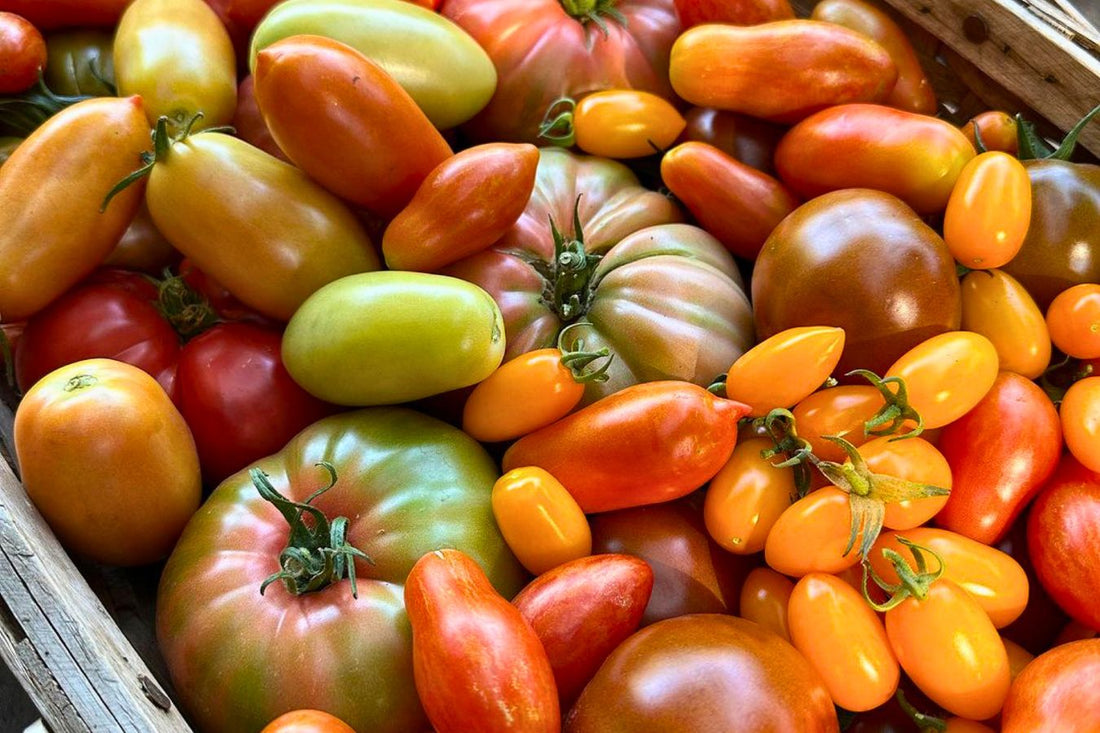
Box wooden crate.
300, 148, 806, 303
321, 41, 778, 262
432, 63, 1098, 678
1, 1, 1098, 731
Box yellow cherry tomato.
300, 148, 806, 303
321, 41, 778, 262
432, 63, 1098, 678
738, 567, 795, 642
943, 151, 1031, 269
960, 269, 1051, 379
703, 437, 796, 554
546, 89, 687, 159
726, 326, 846, 418
491, 466, 591, 575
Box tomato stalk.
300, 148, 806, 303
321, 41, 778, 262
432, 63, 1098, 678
849, 368, 924, 439
153, 270, 221, 341
1016, 101, 1100, 161
894, 689, 948, 732
524, 197, 604, 322
538, 97, 578, 148
756, 408, 817, 497
558, 0, 627, 36
253, 463, 374, 599
0, 76, 94, 137
861, 536, 944, 612
557, 321, 613, 383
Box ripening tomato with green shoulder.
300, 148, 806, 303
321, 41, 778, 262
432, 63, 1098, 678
944, 152, 1032, 269
540, 90, 686, 159
1046, 283, 1100, 359
960, 269, 1051, 379
703, 437, 797, 555
491, 466, 591, 576
961, 110, 1019, 155
738, 567, 794, 641
859, 435, 952, 529
724, 326, 845, 417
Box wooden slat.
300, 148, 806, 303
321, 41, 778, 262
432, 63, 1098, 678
879, 0, 1100, 156
0, 397, 192, 733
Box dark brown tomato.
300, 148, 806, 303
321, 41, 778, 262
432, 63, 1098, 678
564, 613, 839, 733
678, 107, 786, 174
751, 188, 960, 376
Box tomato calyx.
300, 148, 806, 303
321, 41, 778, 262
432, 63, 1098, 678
895, 689, 948, 732
559, 0, 628, 37
0, 75, 95, 138
63, 374, 98, 392
557, 321, 613, 383
1016, 101, 1100, 161
849, 368, 924, 440
253, 463, 374, 599
538, 97, 578, 148
756, 408, 816, 497
153, 269, 221, 341
862, 537, 945, 612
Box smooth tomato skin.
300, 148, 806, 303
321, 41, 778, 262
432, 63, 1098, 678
1046, 283, 1100, 359
405, 549, 560, 733
491, 466, 592, 576
260, 710, 356, 733
764, 487, 861, 577
1001, 639, 1100, 733
511, 554, 654, 707
570, 90, 686, 159
1060, 376, 1100, 473
0, 0, 131, 29
944, 151, 1031, 269
232, 74, 289, 162
738, 567, 794, 642
670, 21, 896, 124
678, 107, 785, 174
462, 349, 585, 443
886, 579, 1011, 721
725, 326, 845, 417
936, 371, 1062, 545
502, 382, 750, 513
961, 110, 1019, 155
791, 384, 885, 463
253, 35, 454, 218
1026, 456, 1100, 630
776, 104, 976, 214
0, 11, 46, 93
104, 201, 180, 274
564, 614, 839, 733
859, 436, 952, 530
789, 573, 899, 712
43, 29, 115, 96
674, 0, 793, 27
14, 359, 201, 566
703, 437, 797, 555
810, 0, 936, 114
960, 269, 1051, 379
660, 140, 800, 260
0, 96, 149, 323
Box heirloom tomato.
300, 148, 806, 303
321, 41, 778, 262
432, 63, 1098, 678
859, 436, 951, 530
1001, 639, 1100, 733
943, 151, 1032, 269
960, 269, 1050, 379
679, 107, 785, 174
673, 0, 793, 27
765, 487, 861, 577
0, 11, 46, 94
540, 90, 686, 159
442, 0, 680, 143
232, 75, 289, 162
157, 408, 526, 733
1046, 283, 1100, 359
443, 147, 754, 403
564, 614, 839, 733
791, 384, 885, 462
962, 110, 1018, 154
42, 29, 115, 96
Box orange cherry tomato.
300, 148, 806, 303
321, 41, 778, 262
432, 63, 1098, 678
548, 90, 686, 159
1046, 283, 1100, 359
725, 326, 846, 417
703, 437, 796, 554
791, 384, 886, 462
885, 331, 1000, 430
961, 110, 1019, 155
260, 709, 356, 733
960, 269, 1051, 379
491, 466, 592, 576
738, 567, 794, 642
1059, 376, 1100, 473
859, 436, 951, 530
943, 152, 1031, 269
463, 349, 586, 443
764, 486, 860, 577
870, 528, 1029, 628
788, 572, 899, 711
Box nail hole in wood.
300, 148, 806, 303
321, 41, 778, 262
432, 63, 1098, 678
964, 15, 989, 44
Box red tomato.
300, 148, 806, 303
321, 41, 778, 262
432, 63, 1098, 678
260, 710, 356, 733
0, 11, 46, 93
1001, 639, 1100, 732
674, 0, 794, 27
678, 106, 785, 174
0, 0, 131, 29
961, 110, 1019, 155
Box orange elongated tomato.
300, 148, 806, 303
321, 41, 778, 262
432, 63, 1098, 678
738, 567, 794, 641
703, 437, 796, 554
1046, 283, 1100, 359
789, 573, 899, 711
725, 326, 845, 417
944, 152, 1031, 269
566, 90, 686, 159
253, 34, 452, 218
960, 269, 1050, 379
491, 466, 591, 576
1060, 376, 1100, 473
0, 96, 149, 323
260, 709, 356, 733
791, 384, 885, 463
764, 487, 861, 577
860, 436, 952, 530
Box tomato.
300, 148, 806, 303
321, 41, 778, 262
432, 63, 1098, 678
542, 90, 686, 159
765, 487, 861, 577
1062, 377, 1100, 473
232, 74, 289, 162
0, 135, 18, 165
1001, 638, 1100, 732
203, 0, 281, 58
738, 566, 794, 642
1003, 637, 1035, 679
252, 0, 497, 130
936, 371, 1062, 544
564, 614, 839, 732
0, 0, 131, 29
725, 326, 845, 417
1046, 283, 1100, 359
961, 110, 1019, 155
503, 381, 749, 513
442, 0, 679, 143
674, 0, 793, 27
462, 349, 586, 443
960, 269, 1051, 379
590, 493, 753, 625
943, 152, 1032, 269
13, 358, 201, 566
443, 148, 754, 404
678, 107, 785, 174
114, 0, 237, 131
789, 573, 899, 711
252, 35, 454, 219
1027, 455, 1100, 630
776, 104, 977, 214
670, 21, 896, 124
382, 143, 539, 272
139, 122, 380, 322
752, 189, 961, 376
157, 408, 526, 732
405, 549, 559, 733
512, 554, 653, 706
260, 710, 356, 733
860, 436, 951, 530
0, 11, 46, 94
0, 97, 149, 323
659, 140, 800, 260
491, 466, 591, 575
703, 437, 797, 554
43, 30, 114, 96
104, 200, 180, 274
810, 0, 936, 114
871, 528, 1030, 628
792, 384, 886, 463
282, 271, 505, 406
997, 513, 1071, 655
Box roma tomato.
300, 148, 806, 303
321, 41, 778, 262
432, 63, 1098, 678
512, 553, 653, 706
502, 381, 750, 513
282, 271, 505, 406
14, 359, 201, 566
260, 710, 355, 733
678, 106, 785, 174
1001, 639, 1100, 732
157, 408, 526, 733
725, 326, 845, 417
0, 11, 46, 93
405, 549, 559, 733
564, 614, 839, 733
669, 21, 897, 124
491, 466, 591, 576
960, 269, 1051, 379
253, 34, 454, 218
738, 566, 794, 642
542, 90, 686, 159
703, 437, 797, 555
936, 371, 1062, 544
1046, 283, 1100, 359
943, 152, 1032, 269
0, 97, 149, 323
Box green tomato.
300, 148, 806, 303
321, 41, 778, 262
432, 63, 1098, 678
283, 271, 506, 406
44, 30, 116, 96
249, 0, 497, 130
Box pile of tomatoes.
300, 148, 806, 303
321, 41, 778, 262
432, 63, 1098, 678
1, 0, 1099, 731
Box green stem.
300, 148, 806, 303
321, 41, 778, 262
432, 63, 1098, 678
895, 689, 947, 732
559, 0, 627, 35
848, 369, 924, 440
541, 196, 603, 323
1017, 101, 1100, 161
154, 269, 221, 341
557, 321, 613, 383
756, 408, 816, 498
862, 537, 945, 612
0, 75, 92, 137
538, 97, 577, 148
